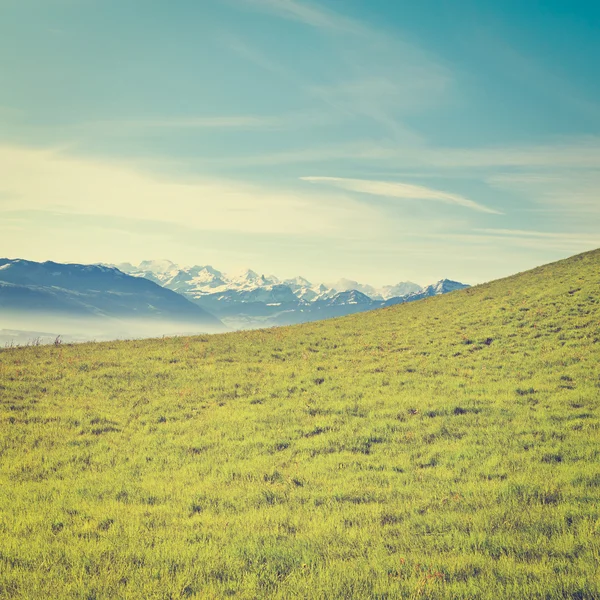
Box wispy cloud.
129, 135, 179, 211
417, 230, 600, 252
359, 137, 600, 170
199, 141, 404, 168
478, 228, 600, 241
92, 115, 284, 129
301, 176, 502, 214
206, 136, 600, 171
470, 24, 600, 124
309, 75, 449, 137
228, 0, 451, 138
487, 169, 600, 217
236, 0, 361, 32
473, 228, 600, 249
0, 144, 388, 240
430, 138, 600, 169
71, 112, 336, 135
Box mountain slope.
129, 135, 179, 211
401, 278, 469, 302
383, 278, 469, 307
0, 259, 224, 339
1, 249, 599, 598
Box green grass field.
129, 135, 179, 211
1, 249, 599, 599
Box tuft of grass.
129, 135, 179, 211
0, 248, 599, 598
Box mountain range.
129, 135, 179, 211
0, 258, 469, 343
112, 260, 468, 329
0, 258, 223, 344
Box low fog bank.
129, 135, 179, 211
0, 311, 226, 347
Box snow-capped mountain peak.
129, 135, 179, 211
326, 289, 373, 306
226, 269, 280, 289
234, 268, 259, 281
137, 259, 178, 275
109, 259, 467, 309
190, 265, 222, 277
380, 281, 422, 299
402, 279, 469, 302
432, 279, 466, 293
284, 276, 312, 288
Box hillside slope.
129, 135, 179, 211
0, 249, 599, 599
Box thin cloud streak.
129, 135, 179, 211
418, 231, 600, 252
198, 142, 406, 168
71, 112, 338, 134
237, 0, 362, 33
429, 139, 600, 169
477, 228, 587, 238
89, 116, 283, 129
476, 228, 600, 244
301, 176, 502, 215
203, 137, 600, 170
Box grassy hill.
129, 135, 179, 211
1, 249, 599, 599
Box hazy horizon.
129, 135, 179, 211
0, 309, 225, 347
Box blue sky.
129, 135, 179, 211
1, 0, 599, 285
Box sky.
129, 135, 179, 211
1, 0, 599, 286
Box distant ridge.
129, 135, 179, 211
0, 258, 224, 342
111, 260, 467, 329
